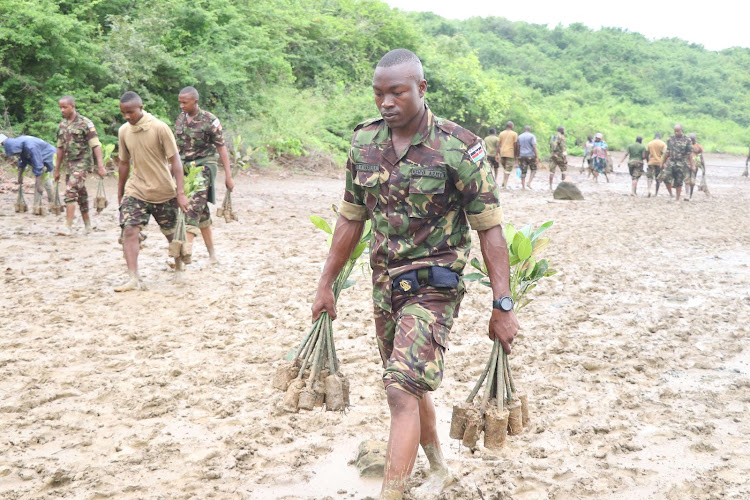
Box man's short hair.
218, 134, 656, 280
489, 127, 496, 134
654, 133, 662, 139
179, 86, 199, 100
557, 126, 565, 133
506, 121, 514, 128
376, 49, 424, 81
59, 95, 75, 106
524, 125, 531, 132
120, 91, 143, 106
636, 136, 643, 143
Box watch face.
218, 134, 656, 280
500, 296, 514, 311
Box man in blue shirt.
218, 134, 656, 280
1, 134, 55, 212
517, 125, 539, 190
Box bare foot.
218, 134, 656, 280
114, 276, 144, 292
410, 467, 458, 500
209, 256, 220, 265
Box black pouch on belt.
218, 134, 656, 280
393, 266, 459, 294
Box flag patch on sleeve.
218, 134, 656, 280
468, 142, 486, 164
212, 118, 221, 129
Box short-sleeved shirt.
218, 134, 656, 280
626, 143, 646, 162
56, 112, 101, 172
119, 112, 180, 204
592, 140, 608, 159
174, 108, 225, 162
518, 132, 537, 157
339, 107, 504, 312
666, 135, 692, 165
647, 139, 667, 166
483, 134, 499, 156
583, 140, 593, 159
498, 129, 518, 158
551, 133, 567, 157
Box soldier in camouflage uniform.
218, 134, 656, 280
54, 95, 106, 235
688, 133, 705, 199
659, 124, 694, 201
175, 86, 235, 264
311, 49, 519, 500
548, 125, 567, 189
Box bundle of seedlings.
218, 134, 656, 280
94, 177, 108, 213
217, 190, 238, 222
168, 164, 206, 266
454, 221, 556, 449
274, 212, 372, 412
14, 185, 27, 213
49, 182, 63, 215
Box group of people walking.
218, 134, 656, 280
482, 122, 710, 201
0, 88, 235, 291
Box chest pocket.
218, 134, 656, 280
353, 163, 380, 188
408, 167, 447, 219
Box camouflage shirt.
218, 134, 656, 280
56, 112, 101, 172
551, 132, 566, 158
174, 107, 225, 162
666, 134, 692, 165
339, 107, 504, 312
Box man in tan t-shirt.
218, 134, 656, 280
645, 132, 667, 197
116, 91, 189, 292
497, 121, 519, 188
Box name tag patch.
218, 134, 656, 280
355, 163, 380, 172
412, 168, 446, 179
468, 142, 486, 164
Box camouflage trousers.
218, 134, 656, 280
646, 164, 662, 180
374, 284, 463, 399
119, 196, 178, 235
549, 155, 567, 173
63, 170, 89, 215
500, 157, 515, 173
659, 162, 687, 188
518, 156, 537, 175
628, 160, 644, 179
185, 165, 212, 235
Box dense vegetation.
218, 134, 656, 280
2, 0, 749, 164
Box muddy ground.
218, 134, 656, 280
0, 154, 749, 499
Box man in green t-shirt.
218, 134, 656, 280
618, 136, 646, 196
483, 127, 499, 178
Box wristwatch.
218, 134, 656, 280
492, 296, 514, 312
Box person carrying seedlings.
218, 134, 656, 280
116, 91, 189, 292
497, 121, 519, 188
548, 125, 567, 189
646, 132, 667, 197
54, 95, 106, 236
517, 125, 539, 190
311, 49, 519, 500
618, 136, 647, 196
174, 86, 235, 264
0, 133, 55, 211
660, 124, 695, 201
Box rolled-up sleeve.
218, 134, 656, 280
453, 148, 503, 231
340, 150, 367, 221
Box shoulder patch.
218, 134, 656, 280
85, 120, 96, 131
354, 117, 383, 132
468, 143, 486, 164
212, 118, 221, 129
435, 118, 479, 147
